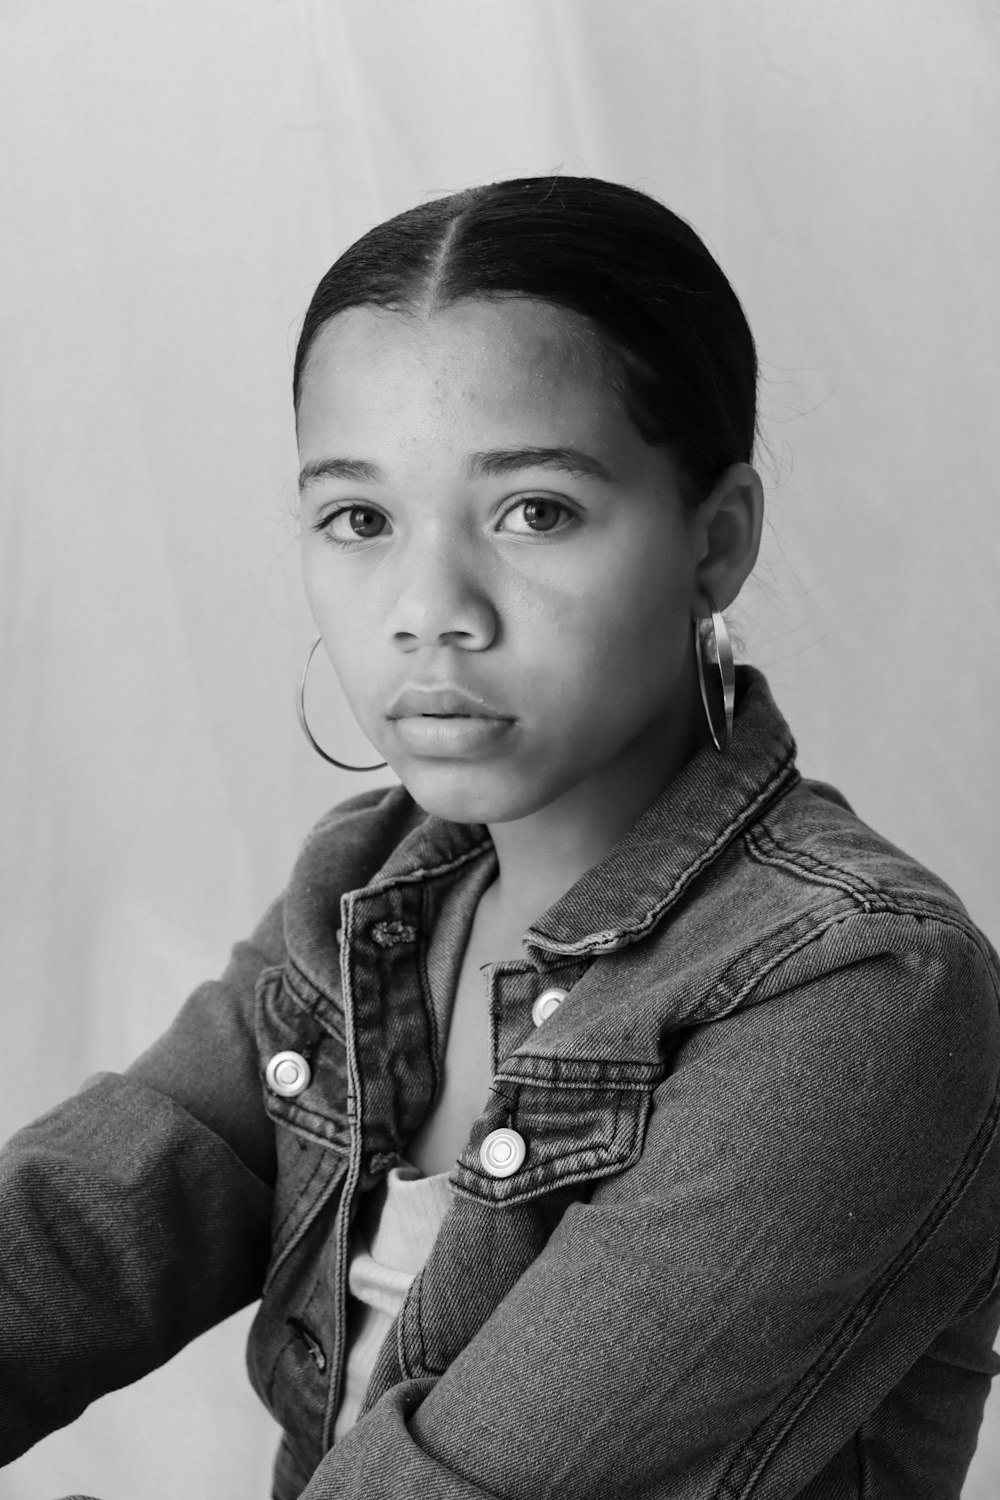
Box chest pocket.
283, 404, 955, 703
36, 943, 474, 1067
450, 1060, 658, 1207
255, 965, 352, 1276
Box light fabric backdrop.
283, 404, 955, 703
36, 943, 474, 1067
1, 1, 998, 1495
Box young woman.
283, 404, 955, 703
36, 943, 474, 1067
2, 176, 999, 1500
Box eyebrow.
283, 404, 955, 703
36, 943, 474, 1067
298, 446, 615, 492
298, 457, 384, 490
467, 447, 615, 482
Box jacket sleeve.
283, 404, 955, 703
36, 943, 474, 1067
298, 914, 1000, 1499
0, 899, 284, 1466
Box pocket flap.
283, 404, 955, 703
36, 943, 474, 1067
255, 967, 351, 1152
450, 1075, 653, 1206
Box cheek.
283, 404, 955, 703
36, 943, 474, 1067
530, 547, 690, 671
302, 545, 374, 637
532, 570, 693, 743
507, 601, 677, 745
300, 544, 330, 617
300, 553, 377, 699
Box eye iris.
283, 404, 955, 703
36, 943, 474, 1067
523, 500, 561, 532
349, 506, 384, 538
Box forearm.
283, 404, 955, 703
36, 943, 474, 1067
0, 1072, 272, 1464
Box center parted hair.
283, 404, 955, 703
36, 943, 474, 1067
293, 176, 757, 505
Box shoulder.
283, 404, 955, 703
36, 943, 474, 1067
291, 781, 429, 891
710, 774, 1000, 1112
752, 773, 975, 924
646, 780, 1000, 1209
300, 780, 425, 847
654, 766, 1000, 1087
726, 770, 998, 984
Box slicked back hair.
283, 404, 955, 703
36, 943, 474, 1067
293, 176, 757, 505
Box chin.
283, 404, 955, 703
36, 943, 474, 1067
396, 760, 559, 827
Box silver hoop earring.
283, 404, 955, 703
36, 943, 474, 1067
693, 596, 735, 754
296, 636, 388, 772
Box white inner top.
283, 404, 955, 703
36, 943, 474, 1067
332, 1159, 454, 1438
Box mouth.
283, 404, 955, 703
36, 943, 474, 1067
385, 684, 516, 758
387, 685, 512, 720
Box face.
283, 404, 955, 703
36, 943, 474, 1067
296, 297, 706, 825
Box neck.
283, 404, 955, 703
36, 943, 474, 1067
484, 691, 710, 934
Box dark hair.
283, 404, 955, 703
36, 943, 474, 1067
293, 176, 757, 503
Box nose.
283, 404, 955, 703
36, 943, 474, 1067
384, 536, 499, 653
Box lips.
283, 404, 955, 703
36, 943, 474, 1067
387, 684, 512, 720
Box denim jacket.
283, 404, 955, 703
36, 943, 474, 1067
2, 667, 1000, 1499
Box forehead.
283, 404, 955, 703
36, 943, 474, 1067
295, 298, 631, 457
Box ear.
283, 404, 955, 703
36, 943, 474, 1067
692, 462, 764, 613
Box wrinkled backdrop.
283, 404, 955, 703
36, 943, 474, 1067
1, 2, 998, 1495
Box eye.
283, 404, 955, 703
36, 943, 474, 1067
498, 497, 576, 537
314, 504, 390, 545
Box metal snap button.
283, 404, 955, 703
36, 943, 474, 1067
479, 1127, 527, 1178
532, 987, 568, 1027
265, 1050, 311, 1098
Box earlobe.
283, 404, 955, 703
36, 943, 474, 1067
694, 461, 764, 614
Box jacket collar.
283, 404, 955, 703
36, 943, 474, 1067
372, 666, 798, 958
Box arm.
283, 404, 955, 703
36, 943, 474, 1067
301, 915, 1000, 1498
0, 901, 284, 1465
